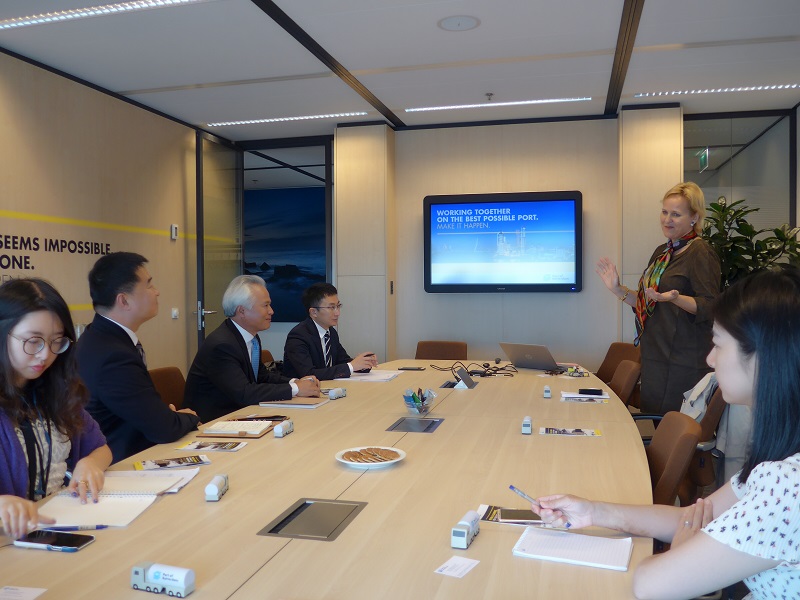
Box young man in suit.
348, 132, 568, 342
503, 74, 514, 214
76, 252, 200, 463
183, 275, 320, 422
282, 282, 378, 381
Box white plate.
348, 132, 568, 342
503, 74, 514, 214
335, 446, 406, 469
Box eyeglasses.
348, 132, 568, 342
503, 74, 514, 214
313, 303, 343, 311
8, 334, 72, 355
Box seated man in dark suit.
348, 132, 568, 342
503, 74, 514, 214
76, 252, 200, 463
183, 275, 320, 422
283, 283, 378, 380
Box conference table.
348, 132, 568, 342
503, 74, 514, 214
0, 359, 652, 599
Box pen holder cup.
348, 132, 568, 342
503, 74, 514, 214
406, 400, 432, 415
402, 388, 434, 415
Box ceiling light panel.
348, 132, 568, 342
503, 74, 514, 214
0, 0, 213, 30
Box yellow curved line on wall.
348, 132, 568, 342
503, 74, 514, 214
0, 209, 237, 244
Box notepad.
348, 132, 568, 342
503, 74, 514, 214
37, 473, 186, 527
263, 397, 330, 409
512, 526, 632, 571
203, 420, 272, 436
337, 369, 402, 382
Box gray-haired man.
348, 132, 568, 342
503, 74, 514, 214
183, 275, 319, 422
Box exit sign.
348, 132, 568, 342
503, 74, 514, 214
698, 147, 709, 173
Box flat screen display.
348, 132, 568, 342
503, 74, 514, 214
423, 191, 583, 293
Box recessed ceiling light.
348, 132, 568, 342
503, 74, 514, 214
634, 84, 799, 98
438, 15, 480, 32
405, 97, 591, 113
207, 112, 368, 127
0, 0, 213, 30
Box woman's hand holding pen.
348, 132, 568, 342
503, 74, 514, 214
536, 494, 594, 530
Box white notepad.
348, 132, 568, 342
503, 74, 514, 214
203, 420, 272, 435
512, 526, 633, 571
37, 472, 188, 527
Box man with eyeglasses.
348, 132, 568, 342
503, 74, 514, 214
283, 282, 378, 381
183, 275, 320, 422
76, 252, 200, 463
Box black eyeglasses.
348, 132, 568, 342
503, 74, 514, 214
312, 303, 343, 311
8, 334, 72, 355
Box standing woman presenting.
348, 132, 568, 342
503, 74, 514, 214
597, 182, 720, 414
0, 279, 112, 539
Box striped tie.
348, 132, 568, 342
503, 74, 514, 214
136, 341, 147, 368
324, 331, 332, 367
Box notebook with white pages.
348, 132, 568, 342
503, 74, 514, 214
37, 473, 187, 527
512, 526, 633, 571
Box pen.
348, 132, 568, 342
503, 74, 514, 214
45, 525, 109, 531
509, 485, 571, 529
509, 484, 538, 506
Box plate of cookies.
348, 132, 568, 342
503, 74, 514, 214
336, 446, 406, 468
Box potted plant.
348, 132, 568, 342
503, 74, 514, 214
702, 197, 800, 288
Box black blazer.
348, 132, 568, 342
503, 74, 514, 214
282, 318, 352, 381
76, 314, 199, 463
183, 319, 293, 422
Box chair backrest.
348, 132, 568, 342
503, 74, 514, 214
608, 359, 641, 406
647, 411, 702, 506
596, 342, 640, 384
678, 387, 727, 504
149, 366, 186, 410
698, 387, 726, 442
260, 348, 274, 364
415, 340, 468, 360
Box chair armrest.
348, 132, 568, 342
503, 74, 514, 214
632, 413, 664, 426
696, 438, 716, 452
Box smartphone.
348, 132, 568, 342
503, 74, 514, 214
578, 388, 603, 396
14, 530, 95, 552
398, 366, 426, 371
497, 508, 542, 524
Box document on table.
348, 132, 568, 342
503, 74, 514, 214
434, 556, 480, 578
512, 526, 632, 571
37, 469, 197, 527
337, 370, 402, 382
0, 587, 47, 600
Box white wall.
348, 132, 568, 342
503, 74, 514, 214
392, 120, 620, 369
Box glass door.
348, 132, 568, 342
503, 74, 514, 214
196, 133, 242, 344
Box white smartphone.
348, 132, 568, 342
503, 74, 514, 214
13, 529, 96, 552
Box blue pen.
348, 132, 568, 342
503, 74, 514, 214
509, 484, 539, 508
46, 525, 109, 531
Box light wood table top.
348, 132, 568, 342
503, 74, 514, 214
0, 359, 651, 599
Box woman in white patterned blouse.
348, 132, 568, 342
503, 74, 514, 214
534, 267, 800, 599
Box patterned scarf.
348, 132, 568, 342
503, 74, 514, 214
634, 230, 697, 345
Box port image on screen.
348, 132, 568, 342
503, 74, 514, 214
423, 191, 582, 293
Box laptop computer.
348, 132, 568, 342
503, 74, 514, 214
499, 342, 563, 371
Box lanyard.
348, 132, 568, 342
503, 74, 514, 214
19, 390, 53, 500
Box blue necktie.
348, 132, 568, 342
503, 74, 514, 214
324, 331, 332, 368
250, 335, 261, 378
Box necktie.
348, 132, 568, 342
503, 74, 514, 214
136, 341, 147, 368
250, 335, 261, 378
324, 331, 332, 368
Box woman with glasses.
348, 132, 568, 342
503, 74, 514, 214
0, 278, 112, 539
